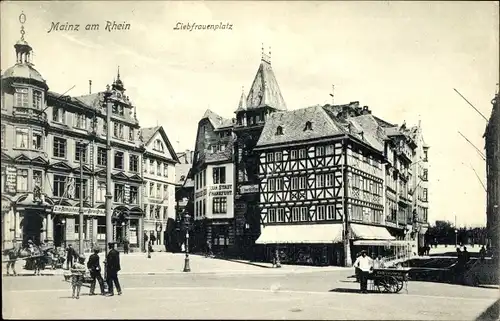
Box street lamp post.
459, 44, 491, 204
183, 214, 191, 272
104, 86, 113, 248
61, 219, 67, 248
78, 141, 87, 255
455, 229, 458, 248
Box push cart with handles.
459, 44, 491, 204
368, 268, 411, 293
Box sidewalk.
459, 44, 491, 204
2, 252, 348, 277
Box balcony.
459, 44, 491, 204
13, 106, 47, 122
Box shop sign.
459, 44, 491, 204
53, 205, 106, 216
239, 184, 259, 194
195, 188, 207, 199
6, 166, 17, 194
208, 184, 232, 197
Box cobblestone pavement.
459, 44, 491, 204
2, 269, 498, 320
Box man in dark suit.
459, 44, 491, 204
87, 248, 105, 295
66, 244, 78, 270
105, 242, 122, 296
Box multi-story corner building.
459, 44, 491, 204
255, 104, 392, 266
1, 16, 152, 251
191, 110, 235, 254
233, 52, 287, 257
484, 91, 499, 256
140, 126, 179, 251
254, 101, 429, 266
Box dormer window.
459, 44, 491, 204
154, 139, 165, 153
276, 126, 283, 136
304, 121, 312, 131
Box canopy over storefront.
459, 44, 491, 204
256, 223, 343, 244
350, 223, 395, 241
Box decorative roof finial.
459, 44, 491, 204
269, 46, 271, 63
242, 86, 244, 94
19, 12, 26, 41
261, 43, 264, 60
117, 66, 121, 80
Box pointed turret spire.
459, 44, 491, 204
112, 65, 125, 91
235, 86, 247, 113
245, 45, 286, 111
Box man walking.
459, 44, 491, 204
87, 248, 105, 296
66, 244, 77, 270
353, 250, 373, 294
105, 242, 122, 296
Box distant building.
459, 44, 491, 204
140, 126, 179, 251
484, 91, 499, 255
173, 149, 194, 252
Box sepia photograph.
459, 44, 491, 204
1, 1, 499, 320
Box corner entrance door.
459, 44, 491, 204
21, 210, 43, 247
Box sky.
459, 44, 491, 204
1, 1, 498, 227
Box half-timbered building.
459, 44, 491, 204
255, 104, 394, 266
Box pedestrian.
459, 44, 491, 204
373, 255, 382, 269
70, 255, 87, 299
105, 242, 122, 296
353, 250, 373, 294
143, 233, 149, 253
147, 240, 152, 259
123, 239, 129, 254
206, 240, 213, 258
87, 248, 105, 296
181, 242, 186, 253
272, 248, 281, 268
354, 252, 362, 282
6, 244, 20, 276
66, 244, 77, 270
479, 245, 486, 261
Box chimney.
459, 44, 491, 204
89, 80, 92, 94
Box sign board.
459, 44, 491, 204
240, 184, 259, 194
53, 205, 106, 216
208, 184, 232, 197
195, 188, 207, 199
6, 166, 17, 194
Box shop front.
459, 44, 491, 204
255, 223, 345, 266
349, 223, 396, 261
112, 205, 143, 251
52, 204, 104, 250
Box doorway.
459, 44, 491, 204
21, 210, 43, 247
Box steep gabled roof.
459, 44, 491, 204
202, 109, 233, 130
348, 114, 386, 152
141, 126, 180, 163
74, 93, 101, 109
141, 126, 160, 144
256, 105, 345, 147
246, 59, 286, 111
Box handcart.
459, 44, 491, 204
63, 270, 94, 288
368, 268, 411, 293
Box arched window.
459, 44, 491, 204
276, 126, 283, 136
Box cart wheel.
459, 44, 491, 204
394, 279, 404, 293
